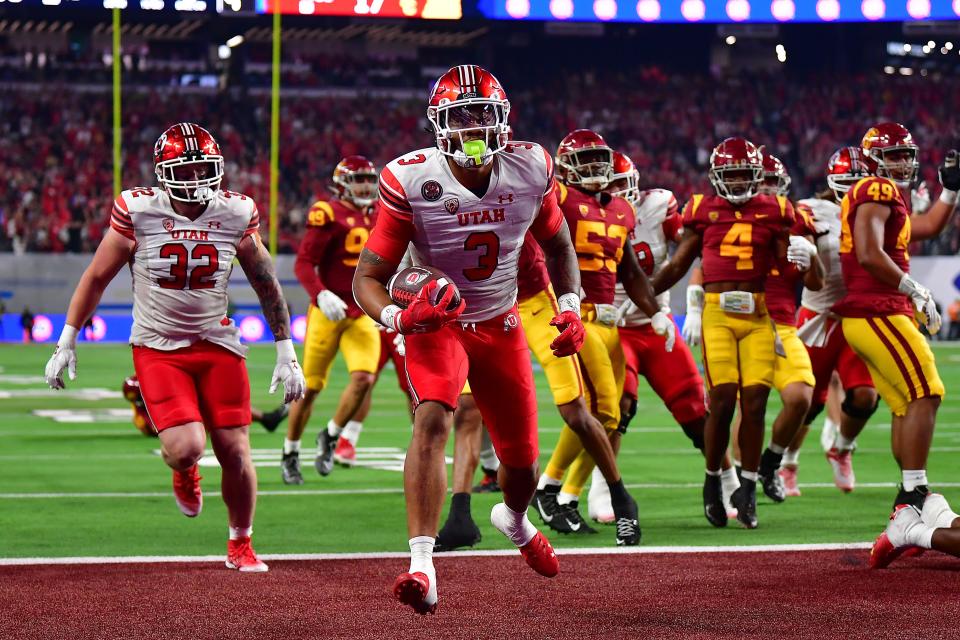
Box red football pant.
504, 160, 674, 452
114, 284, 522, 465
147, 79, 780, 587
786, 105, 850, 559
132, 341, 251, 431
797, 307, 875, 405
376, 329, 411, 398
404, 306, 538, 468
618, 320, 706, 425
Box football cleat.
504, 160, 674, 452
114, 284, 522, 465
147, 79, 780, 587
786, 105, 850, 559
225, 537, 269, 573
558, 500, 597, 535
893, 484, 929, 511
819, 417, 838, 452
333, 437, 357, 466
314, 429, 337, 477
730, 482, 758, 529
825, 448, 855, 493
869, 505, 925, 569
778, 466, 801, 497
259, 404, 289, 433
393, 572, 437, 615
434, 511, 482, 552
518, 532, 560, 578
703, 474, 728, 528
759, 471, 787, 503
613, 493, 641, 546
472, 468, 501, 493
587, 476, 615, 524
172, 464, 202, 517
533, 486, 576, 534
281, 450, 304, 485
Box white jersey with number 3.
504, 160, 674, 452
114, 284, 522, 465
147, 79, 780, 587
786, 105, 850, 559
110, 187, 259, 356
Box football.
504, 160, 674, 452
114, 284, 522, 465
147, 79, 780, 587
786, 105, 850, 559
387, 265, 461, 310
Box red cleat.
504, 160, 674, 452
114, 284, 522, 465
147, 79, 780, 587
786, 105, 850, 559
393, 572, 437, 614
333, 437, 356, 466
226, 536, 269, 572
869, 505, 922, 569
519, 531, 559, 578
172, 464, 202, 517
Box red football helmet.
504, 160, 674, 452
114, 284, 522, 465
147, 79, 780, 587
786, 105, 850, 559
607, 151, 640, 203
709, 137, 763, 204
427, 65, 510, 169
759, 149, 791, 196
332, 155, 378, 208
556, 129, 615, 192
827, 146, 870, 200
154, 123, 223, 203
860, 122, 919, 188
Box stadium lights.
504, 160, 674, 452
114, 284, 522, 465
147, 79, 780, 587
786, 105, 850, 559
218, 45, 231, 60
904, 43, 912, 52
927, 40, 936, 48
884, 65, 895, 74
899, 67, 913, 75
776, 43, 786, 62
946, 42, 954, 50
726, 35, 736, 45
226, 35, 244, 48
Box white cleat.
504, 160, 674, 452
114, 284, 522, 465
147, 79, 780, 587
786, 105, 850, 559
819, 417, 838, 453
587, 468, 615, 524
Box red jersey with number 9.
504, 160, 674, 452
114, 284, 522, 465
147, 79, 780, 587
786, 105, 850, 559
294, 198, 373, 318
558, 183, 636, 305
681, 193, 794, 286
109, 186, 259, 357
365, 144, 563, 323
834, 176, 913, 318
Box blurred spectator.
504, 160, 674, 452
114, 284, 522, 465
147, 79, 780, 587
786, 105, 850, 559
20, 307, 34, 343
948, 299, 960, 341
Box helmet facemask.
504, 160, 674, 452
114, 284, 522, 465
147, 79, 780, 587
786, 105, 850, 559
710, 165, 762, 204
759, 172, 791, 197
558, 147, 614, 192
608, 170, 640, 204
869, 146, 919, 190
156, 157, 224, 204
428, 100, 510, 169
335, 171, 378, 208
827, 174, 862, 202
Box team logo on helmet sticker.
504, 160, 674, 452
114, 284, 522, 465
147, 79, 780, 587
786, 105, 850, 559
162, 218, 175, 232
444, 198, 460, 214
421, 180, 444, 202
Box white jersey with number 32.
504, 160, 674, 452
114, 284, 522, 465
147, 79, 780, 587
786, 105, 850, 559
110, 187, 259, 356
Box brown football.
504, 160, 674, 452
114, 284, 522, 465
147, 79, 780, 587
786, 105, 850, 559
387, 265, 461, 311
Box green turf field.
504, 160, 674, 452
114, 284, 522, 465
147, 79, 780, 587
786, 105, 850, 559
1, 342, 958, 558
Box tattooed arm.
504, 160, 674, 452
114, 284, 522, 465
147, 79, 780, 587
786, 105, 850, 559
352, 247, 399, 322
237, 232, 291, 340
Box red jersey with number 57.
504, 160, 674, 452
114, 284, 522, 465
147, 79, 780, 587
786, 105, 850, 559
294, 198, 373, 318
365, 143, 564, 322
110, 187, 259, 356
681, 193, 794, 285
834, 176, 913, 318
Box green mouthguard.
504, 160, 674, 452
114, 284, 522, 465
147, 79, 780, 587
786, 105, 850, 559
463, 139, 487, 165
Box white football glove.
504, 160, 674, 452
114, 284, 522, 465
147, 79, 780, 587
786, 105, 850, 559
911, 181, 931, 214
393, 332, 405, 357
269, 339, 306, 404
650, 311, 676, 353
616, 299, 637, 327
595, 303, 619, 327
787, 235, 818, 271
316, 290, 348, 322
44, 324, 78, 390
899, 275, 942, 335
682, 284, 704, 347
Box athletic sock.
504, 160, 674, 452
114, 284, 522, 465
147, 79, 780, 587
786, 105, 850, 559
537, 474, 562, 491
491, 503, 537, 547
835, 433, 856, 452
769, 443, 786, 455
326, 419, 343, 438
229, 526, 252, 540
782, 448, 799, 467
607, 479, 630, 510
721, 466, 741, 495
741, 470, 759, 483
557, 491, 578, 506
283, 438, 300, 455
705, 468, 722, 477
409, 536, 435, 574
479, 431, 501, 472
902, 470, 928, 492
450, 492, 471, 516
760, 448, 784, 477
341, 420, 363, 445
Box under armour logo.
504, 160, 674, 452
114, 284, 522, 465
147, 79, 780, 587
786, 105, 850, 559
498, 193, 514, 204
208, 221, 222, 230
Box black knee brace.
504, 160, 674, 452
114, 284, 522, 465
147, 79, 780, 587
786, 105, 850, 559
681, 423, 706, 451
618, 397, 638, 434
803, 402, 825, 426
842, 390, 880, 420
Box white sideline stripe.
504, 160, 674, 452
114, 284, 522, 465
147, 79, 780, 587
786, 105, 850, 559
0, 542, 873, 567
4, 481, 960, 499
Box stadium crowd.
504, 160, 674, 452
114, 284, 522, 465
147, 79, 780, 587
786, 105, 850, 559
2, 68, 959, 254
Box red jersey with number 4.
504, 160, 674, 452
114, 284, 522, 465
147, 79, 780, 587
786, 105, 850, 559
110, 187, 259, 357
834, 177, 913, 318
558, 183, 636, 305
365, 143, 563, 323
517, 232, 551, 302
765, 203, 818, 326
294, 198, 373, 318
681, 193, 794, 286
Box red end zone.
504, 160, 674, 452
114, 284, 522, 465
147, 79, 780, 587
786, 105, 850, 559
1, 550, 957, 639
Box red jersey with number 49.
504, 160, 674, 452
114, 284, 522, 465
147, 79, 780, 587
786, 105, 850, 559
682, 193, 794, 285
559, 183, 636, 305
110, 187, 259, 356
365, 143, 564, 323
294, 198, 373, 318
765, 203, 818, 326
834, 176, 913, 318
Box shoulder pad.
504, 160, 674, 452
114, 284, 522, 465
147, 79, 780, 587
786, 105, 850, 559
307, 201, 336, 227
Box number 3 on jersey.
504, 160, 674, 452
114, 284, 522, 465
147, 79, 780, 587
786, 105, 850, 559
159, 243, 219, 290
720, 222, 753, 271
463, 231, 500, 281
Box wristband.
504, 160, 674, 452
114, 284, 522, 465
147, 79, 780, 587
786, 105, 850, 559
275, 338, 297, 363
380, 304, 402, 332
58, 324, 78, 348
939, 189, 958, 205
685, 284, 705, 312
556, 293, 581, 316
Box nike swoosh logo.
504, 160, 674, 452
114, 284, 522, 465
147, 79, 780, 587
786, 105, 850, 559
537, 500, 554, 522
531, 309, 542, 316
565, 519, 581, 531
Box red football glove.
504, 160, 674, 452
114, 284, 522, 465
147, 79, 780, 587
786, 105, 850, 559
549, 310, 585, 357
395, 281, 466, 335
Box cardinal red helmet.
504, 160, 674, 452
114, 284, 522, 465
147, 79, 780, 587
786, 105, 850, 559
860, 122, 919, 188
427, 65, 510, 168
607, 151, 640, 203
332, 155, 378, 209
556, 129, 615, 192
154, 123, 224, 203
709, 137, 763, 204
759, 150, 791, 196
827, 146, 870, 200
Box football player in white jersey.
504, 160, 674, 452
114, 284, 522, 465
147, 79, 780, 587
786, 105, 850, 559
354, 65, 658, 615
44, 123, 306, 572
